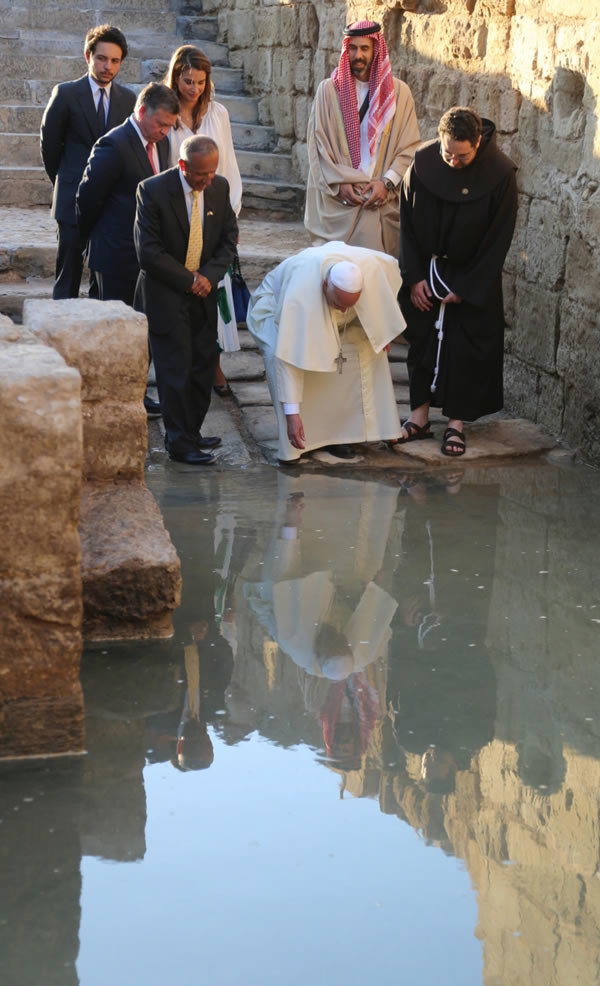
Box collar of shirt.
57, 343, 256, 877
129, 113, 159, 170
88, 75, 112, 108
179, 168, 204, 223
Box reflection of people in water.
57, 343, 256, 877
241, 473, 401, 770
145, 621, 232, 771
387, 478, 498, 794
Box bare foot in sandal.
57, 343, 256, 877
441, 420, 465, 456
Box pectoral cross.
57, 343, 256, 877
335, 350, 347, 374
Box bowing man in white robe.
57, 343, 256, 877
246, 241, 406, 463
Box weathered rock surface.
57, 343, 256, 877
393, 418, 556, 464
80, 484, 182, 641
23, 299, 148, 481
0, 343, 84, 757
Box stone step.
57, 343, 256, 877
4, 9, 178, 34
240, 178, 305, 217
0, 54, 243, 90
0, 96, 262, 135
0, 123, 277, 164
0, 209, 308, 288
0, 134, 41, 166
0, 166, 51, 206
0, 164, 304, 215
0, 277, 55, 322
231, 122, 275, 152
219, 94, 259, 125
176, 16, 218, 42
236, 149, 295, 183
0, 34, 229, 66
0, 105, 43, 131
0, 67, 245, 106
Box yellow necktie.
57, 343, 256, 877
185, 190, 203, 272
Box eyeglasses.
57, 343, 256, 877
440, 145, 477, 164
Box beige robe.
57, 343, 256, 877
304, 77, 421, 257
247, 242, 406, 462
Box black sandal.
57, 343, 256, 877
394, 420, 434, 445
441, 427, 466, 457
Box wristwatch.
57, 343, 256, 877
383, 178, 395, 192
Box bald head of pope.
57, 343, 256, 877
323, 260, 363, 312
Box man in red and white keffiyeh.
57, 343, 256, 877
332, 20, 396, 207
305, 20, 420, 257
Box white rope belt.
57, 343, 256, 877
428, 256, 452, 394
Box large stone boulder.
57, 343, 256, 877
80, 484, 182, 640
0, 343, 84, 757
22, 299, 148, 482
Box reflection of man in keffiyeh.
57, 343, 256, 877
305, 20, 420, 256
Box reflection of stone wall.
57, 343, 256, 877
200, 0, 600, 461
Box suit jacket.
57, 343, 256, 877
134, 167, 238, 334
76, 119, 170, 280
40, 74, 136, 224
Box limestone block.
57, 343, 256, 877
426, 72, 461, 120
317, 6, 347, 49
0, 312, 21, 344
22, 299, 147, 402
80, 484, 182, 641
227, 9, 255, 48
504, 356, 539, 420
272, 47, 296, 94
220, 350, 266, 380
255, 46, 273, 90
241, 405, 278, 442
294, 95, 312, 141
295, 51, 313, 94
511, 280, 559, 373
23, 299, 149, 481
522, 197, 568, 290
298, 4, 320, 48
255, 7, 279, 46
293, 141, 309, 183
564, 230, 600, 310
83, 401, 147, 483
0, 343, 84, 758
271, 89, 295, 139
535, 371, 564, 436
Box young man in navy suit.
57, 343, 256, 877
134, 136, 238, 464
40, 24, 135, 299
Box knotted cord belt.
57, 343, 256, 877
428, 256, 452, 394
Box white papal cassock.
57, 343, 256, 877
247, 241, 406, 462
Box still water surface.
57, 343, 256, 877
2, 462, 600, 986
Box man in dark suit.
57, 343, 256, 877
76, 82, 179, 307
40, 24, 135, 300
134, 136, 238, 464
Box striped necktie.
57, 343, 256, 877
185, 190, 203, 272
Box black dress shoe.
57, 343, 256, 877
143, 395, 161, 418
321, 444, 357, 459
168, 448, 214, 465
197, 434, 222, 449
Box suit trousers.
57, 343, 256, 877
150, 297, 218, 454
54, 221, 98, 299
95, 273, 137, 307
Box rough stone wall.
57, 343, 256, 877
195, 0, 600, 463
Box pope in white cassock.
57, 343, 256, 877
246, 241, 406, 463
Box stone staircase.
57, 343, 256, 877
0, 0, 305, 214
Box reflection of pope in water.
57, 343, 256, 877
242, 473, 401, 769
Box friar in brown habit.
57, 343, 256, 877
398, 106, 518, 457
